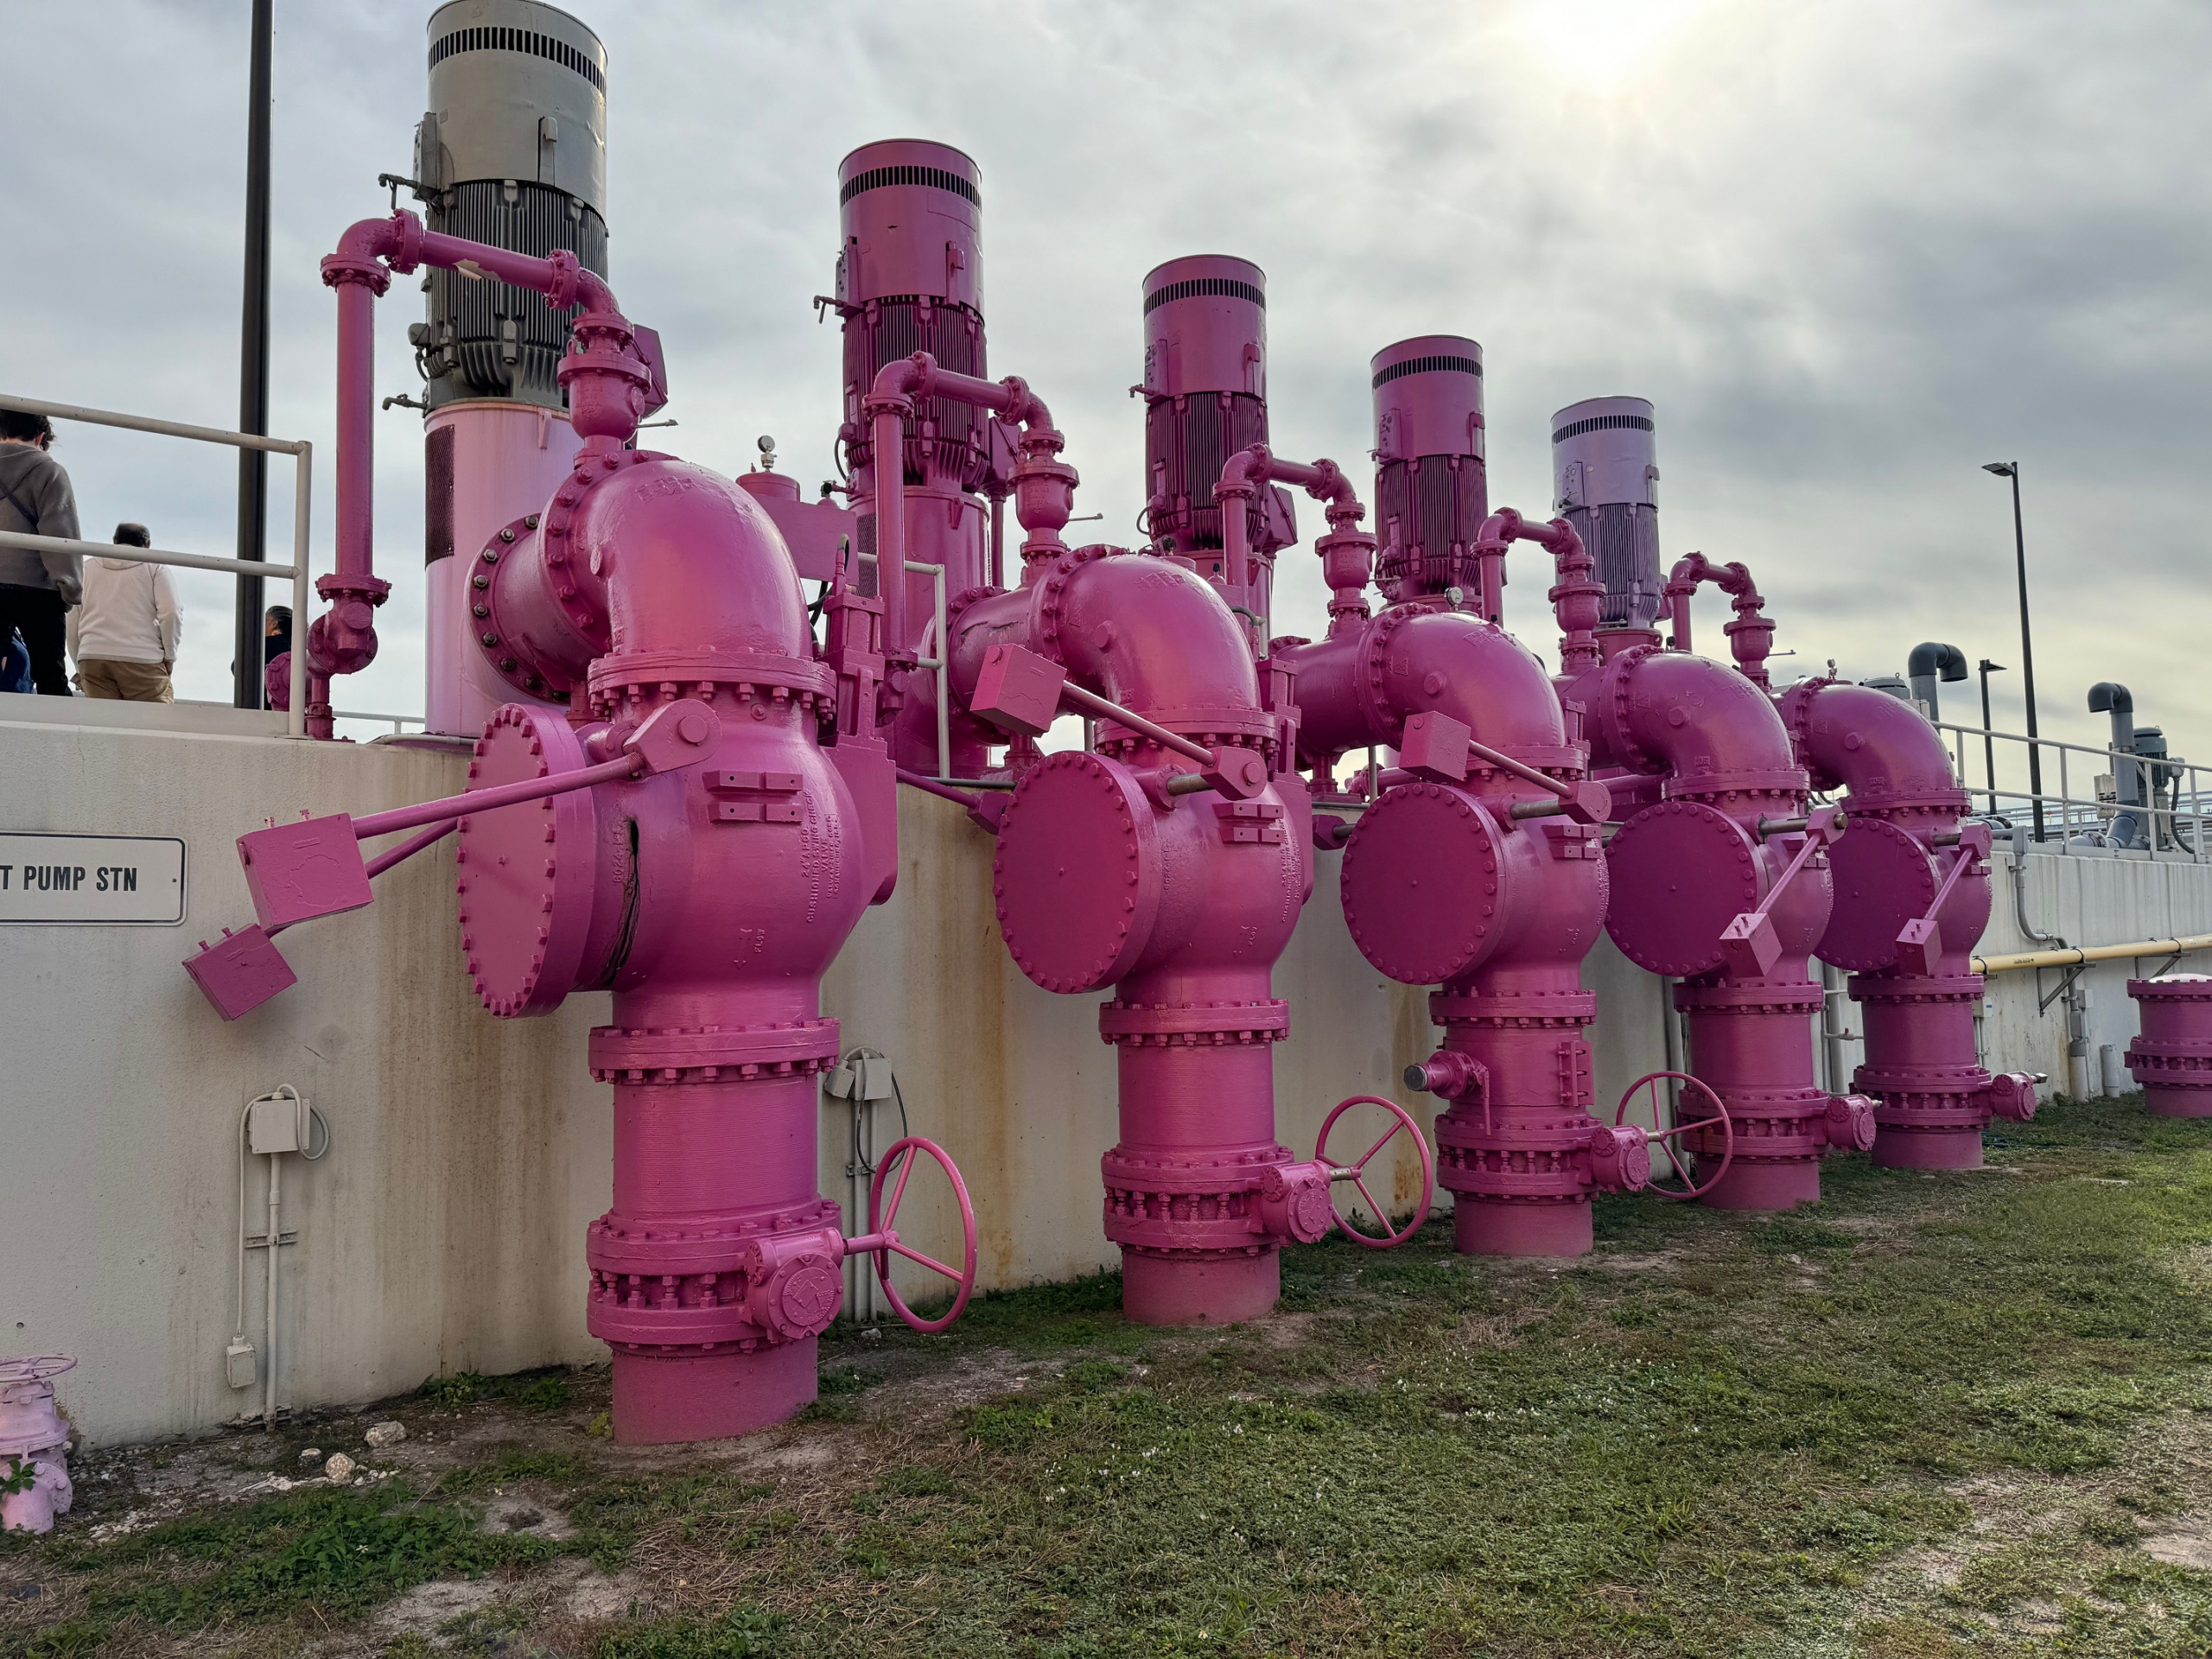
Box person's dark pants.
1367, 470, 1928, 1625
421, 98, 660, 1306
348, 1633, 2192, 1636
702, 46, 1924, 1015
0, 585, 69, 696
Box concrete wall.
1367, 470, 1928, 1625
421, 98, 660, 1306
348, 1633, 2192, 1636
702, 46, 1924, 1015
10, 698, 2210, 1445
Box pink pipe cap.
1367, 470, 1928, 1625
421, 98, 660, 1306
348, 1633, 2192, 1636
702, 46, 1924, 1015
182, 925, 298, 1020
238, 814, 372, 930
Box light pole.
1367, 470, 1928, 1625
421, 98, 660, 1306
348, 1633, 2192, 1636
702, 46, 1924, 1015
1977, 658, 2005, 816
1983, 462, 2044, 842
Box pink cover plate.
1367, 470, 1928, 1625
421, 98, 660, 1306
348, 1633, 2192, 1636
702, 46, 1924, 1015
1816, 815, 1935, 971
993, 752, 1161, 994
455, 704, 603, 1017
1338, 782, 1504, 985
1605, 801, 1763, 977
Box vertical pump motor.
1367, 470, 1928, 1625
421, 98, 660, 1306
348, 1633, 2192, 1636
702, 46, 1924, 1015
1139, 256, 1289, 602
1551, 396, 1662, 630
1369, 336, 1487, 604
415, 1, 607, 411
835, 140, 993, 637
414, 0, 610, 734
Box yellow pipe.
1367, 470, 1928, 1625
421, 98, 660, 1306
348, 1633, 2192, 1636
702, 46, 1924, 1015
1973, 933, 2212, 976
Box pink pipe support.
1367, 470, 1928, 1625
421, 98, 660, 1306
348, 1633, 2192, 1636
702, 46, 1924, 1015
1781, 677, 2037, 1164
309, 211, 660, 737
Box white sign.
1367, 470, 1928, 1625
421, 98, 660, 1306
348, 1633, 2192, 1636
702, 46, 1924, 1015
0, 834, 186, 925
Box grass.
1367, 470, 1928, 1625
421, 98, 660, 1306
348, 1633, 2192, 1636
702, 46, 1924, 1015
6, 1096, 2212, 1656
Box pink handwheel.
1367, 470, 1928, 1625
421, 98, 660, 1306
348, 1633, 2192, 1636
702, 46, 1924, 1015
863, 1136, 979, 1333
1315, 1096, 1435, 1249
1614, 1071, 1734, 1201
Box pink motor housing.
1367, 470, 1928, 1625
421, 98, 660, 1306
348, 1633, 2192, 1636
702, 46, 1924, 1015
836, 140, 995, 772
2126, 976, 2212, 1116
1370, 336, 1488, 605
1139, 257, 1283, 617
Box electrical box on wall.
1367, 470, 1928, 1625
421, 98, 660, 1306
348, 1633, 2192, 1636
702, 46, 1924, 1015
247, 1091, 308, 1154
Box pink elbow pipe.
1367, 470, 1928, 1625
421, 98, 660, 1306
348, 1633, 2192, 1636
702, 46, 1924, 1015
1782, 679, 2037, 1166
1284, 512, 1622, 1256
1556, 568, 1875, 1210
866, 352, 1077, 664
950, 548, 1367, 1325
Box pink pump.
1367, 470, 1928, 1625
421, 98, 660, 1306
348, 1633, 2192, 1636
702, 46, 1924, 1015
184, 211, 979, 1443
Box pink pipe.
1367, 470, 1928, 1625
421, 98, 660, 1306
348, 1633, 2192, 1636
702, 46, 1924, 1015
1782, 679, 2037, 1165
1664, 551, 1777, 689
309, 211, 652, 737
1283, 512, 1619, 1255
1215, 445, 1367, 630
1554, 586, 1873, 1210
950, 549, 1356, 1324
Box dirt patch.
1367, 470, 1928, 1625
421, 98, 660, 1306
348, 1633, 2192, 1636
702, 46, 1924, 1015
2141, 1511, 2212, 1569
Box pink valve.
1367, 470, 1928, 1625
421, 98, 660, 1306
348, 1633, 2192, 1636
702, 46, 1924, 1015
1, 1355, 76, 1535
851, 1137, 978, 1334
1313, 1096, 1435, 1249
1615, 1071, 1736, 1202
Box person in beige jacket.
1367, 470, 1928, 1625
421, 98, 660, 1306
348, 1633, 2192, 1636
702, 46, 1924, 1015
68, 524, 181, 702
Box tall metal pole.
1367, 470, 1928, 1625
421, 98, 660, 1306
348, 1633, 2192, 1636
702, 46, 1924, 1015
232, 0, 275, 708
1986, 462, 2044, 842
1977, 658, 2004, 816
2008, 467, 2044, 842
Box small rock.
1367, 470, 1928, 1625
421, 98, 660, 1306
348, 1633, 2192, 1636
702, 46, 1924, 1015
861, 1327, 883, 1341
323, 1452, 356, 1484
298, 1446, 321, 1465
364, 1421, 407, 1450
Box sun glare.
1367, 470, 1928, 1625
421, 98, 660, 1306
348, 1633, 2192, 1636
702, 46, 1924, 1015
1507, 0, 1724, 91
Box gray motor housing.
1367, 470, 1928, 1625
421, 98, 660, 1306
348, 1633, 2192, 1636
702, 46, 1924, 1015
1551, 395, 1660, 630
414, 0, 609, 412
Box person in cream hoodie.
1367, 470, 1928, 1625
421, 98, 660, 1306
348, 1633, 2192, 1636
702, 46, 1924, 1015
68, 523, 181, 701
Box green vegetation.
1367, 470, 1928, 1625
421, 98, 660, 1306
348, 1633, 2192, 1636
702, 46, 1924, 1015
418, 1367, 575, 1413
5, 1096, 2212, 1656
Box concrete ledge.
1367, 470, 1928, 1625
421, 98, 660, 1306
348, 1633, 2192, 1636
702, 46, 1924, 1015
0, 694, 288, 739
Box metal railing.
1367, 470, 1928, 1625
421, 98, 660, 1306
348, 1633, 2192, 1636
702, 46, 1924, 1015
854, 550, 951, 779
0, 393, 313, 738
1931, 716, 2207, 860
333, 709, 427, 736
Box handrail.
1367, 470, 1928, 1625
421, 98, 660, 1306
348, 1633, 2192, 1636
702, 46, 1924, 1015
1929, 715, 2203, 861
0, 391, 313, 739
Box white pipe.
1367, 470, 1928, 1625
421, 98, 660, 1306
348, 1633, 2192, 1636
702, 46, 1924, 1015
264, 1148, 280, 1428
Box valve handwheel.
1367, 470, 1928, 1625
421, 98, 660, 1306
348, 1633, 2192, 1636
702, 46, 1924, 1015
1315, 1096, 1436, 1249
0, 1357, 74, 1388
858, 1136, 979, 1334
1614, 1071, 1733, 1201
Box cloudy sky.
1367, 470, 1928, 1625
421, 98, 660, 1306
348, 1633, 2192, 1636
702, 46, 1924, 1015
10, 0, 2207, 798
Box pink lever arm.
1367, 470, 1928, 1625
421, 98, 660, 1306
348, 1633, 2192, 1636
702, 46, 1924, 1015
352, 700, 720, 840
